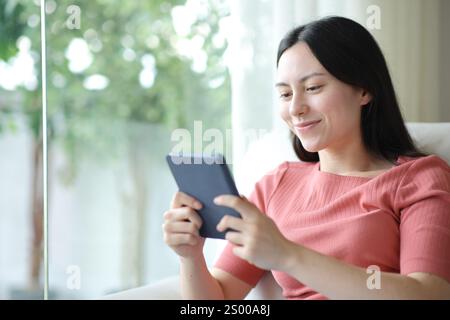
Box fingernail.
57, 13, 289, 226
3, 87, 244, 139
195, 201, 202, 209
213, 197, 220, 204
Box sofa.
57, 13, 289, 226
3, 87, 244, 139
103, 122, 450, 300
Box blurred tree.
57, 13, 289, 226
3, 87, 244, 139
0, 0, 26, 134
0, 0, 25, 60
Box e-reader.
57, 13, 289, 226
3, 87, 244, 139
166, 153, 241, 239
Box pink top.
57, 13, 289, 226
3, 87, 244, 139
214, 155, 450, 299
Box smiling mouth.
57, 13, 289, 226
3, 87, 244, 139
294, 120, 321, 132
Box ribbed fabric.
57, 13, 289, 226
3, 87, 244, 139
214, 155, 450, 300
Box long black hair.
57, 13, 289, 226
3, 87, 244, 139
277, 16, 427, 163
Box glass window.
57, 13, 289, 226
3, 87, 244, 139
0, 0, 43, 299
45, 0, 231, 299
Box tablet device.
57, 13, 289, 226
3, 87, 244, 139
166, 153, 241, 239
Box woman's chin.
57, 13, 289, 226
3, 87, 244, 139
302, 144, 324, 153
304, 147, 320, 153
294, 133, 325, 153
298, 139, 322, 153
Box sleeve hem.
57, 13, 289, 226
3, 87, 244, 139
401, 258, 450, 284
213, 264, 266, 288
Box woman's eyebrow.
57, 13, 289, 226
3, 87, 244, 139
275, 72, 326, 87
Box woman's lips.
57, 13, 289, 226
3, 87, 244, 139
294, 120, 322, 133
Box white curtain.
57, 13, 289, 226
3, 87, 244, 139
227, 0, 450, 169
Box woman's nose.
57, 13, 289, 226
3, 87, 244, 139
289, 94, 308, 116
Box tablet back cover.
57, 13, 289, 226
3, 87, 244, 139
166, 154, 241, 239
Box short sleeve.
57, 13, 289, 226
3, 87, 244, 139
213, 162, 289, 287
396, 156, 450, 282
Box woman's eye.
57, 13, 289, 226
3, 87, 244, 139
306, 85, 323, 92
279, 92, 292, 99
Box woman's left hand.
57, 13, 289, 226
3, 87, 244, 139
214, 194, 295, 271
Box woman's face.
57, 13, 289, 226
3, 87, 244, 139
276, 42, 371, 153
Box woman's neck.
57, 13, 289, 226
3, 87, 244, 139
318, 142, 394, 176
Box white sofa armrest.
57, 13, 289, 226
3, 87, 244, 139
102, 272, 283, 300
102, 276, 181, 300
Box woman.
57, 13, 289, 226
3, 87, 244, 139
162, 16, 450, 299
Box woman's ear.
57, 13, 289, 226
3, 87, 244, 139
360, 90, 373, 106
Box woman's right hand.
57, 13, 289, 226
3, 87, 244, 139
163, 191, 205, 259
